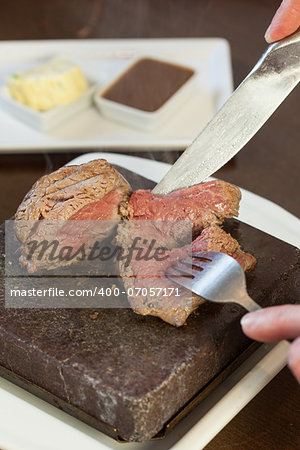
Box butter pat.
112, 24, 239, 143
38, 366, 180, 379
7, 58, 88, 111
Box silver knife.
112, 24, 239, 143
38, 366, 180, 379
153, 30, 300, 194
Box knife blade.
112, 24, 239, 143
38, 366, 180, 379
153, 30, 300, 194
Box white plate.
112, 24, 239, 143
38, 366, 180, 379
0, 38, 233, 152
1, 153, 299, 450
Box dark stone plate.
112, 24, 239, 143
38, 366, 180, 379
0, 168, 299, 441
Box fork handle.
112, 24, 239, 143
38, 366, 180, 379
239, 293, 262, 312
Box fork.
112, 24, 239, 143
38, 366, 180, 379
167, 251, 261, 313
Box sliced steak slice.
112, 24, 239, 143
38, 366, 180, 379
126, 180, 241, 235
118, 178, 255, 326
118, 225, 256, 327
15, 160, 131, 273
15, 159, 131, 241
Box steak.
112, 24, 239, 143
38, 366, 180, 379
14, 159, 256, 327
118, 225, 256, 327
15, 160, 131, 273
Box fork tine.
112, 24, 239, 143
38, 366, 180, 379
191, 258, 205, 269
193, 253, 212, 263
180, 256, 193, 266
181, 257, 206, 270
168, 263, 193, 277
181, 257, 202, 270
182, 252, 213, 267
193, 251, 214, 260
175, 261, 193, 275
167, 273, 194, 290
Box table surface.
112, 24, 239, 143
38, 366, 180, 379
0, 1, 299, 449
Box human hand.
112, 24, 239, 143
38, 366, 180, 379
265, 0, 300, 43
241, 304, 300, 383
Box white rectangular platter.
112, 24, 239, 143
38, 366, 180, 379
0, 38, 233, 152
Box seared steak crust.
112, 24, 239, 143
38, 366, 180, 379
193, 227, 256, 272
15, 159, 131, 243
15, 159, 131, 273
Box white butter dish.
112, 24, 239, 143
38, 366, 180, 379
0, 60, 98, 132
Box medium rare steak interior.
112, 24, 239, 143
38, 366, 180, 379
127, 180, 241, 236
14, 158, 256, 326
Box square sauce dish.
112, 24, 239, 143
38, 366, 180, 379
94, 56, 197, 131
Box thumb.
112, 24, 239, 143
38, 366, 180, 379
288, 336, 300, 383
240, 304, 300, 342
265, 0, 300, 43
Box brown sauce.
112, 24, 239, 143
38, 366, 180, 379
101, 58, 195, 112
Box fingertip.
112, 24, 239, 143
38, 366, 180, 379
240, 304, 300, 342
288, 337, 300, 384
240, 312, 254, 331
264, 26, 273, 43
240, 310, 266, 341
240, 310, 262, 332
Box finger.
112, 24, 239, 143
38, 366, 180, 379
265, 0, 300, 43
240, 304, 300, 342
288, 336, 300, 383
